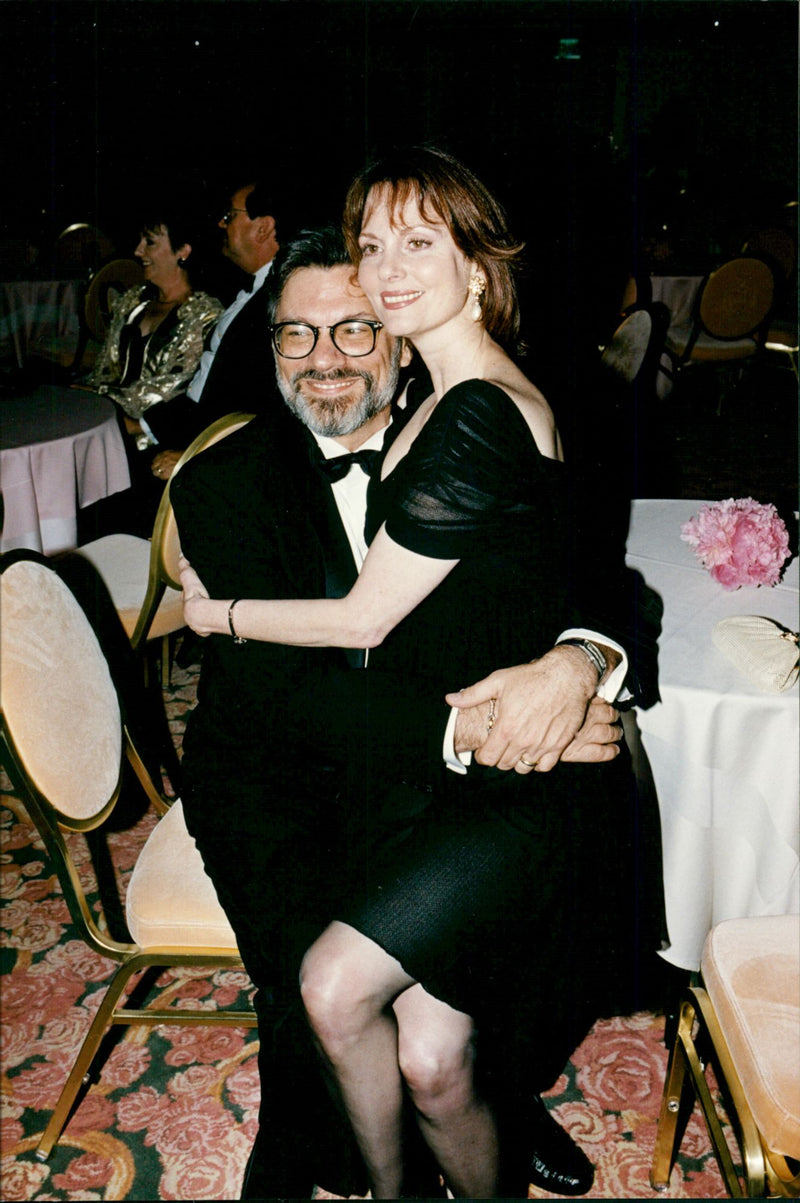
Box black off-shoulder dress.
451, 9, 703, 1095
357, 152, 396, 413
340, 379, 661, 1089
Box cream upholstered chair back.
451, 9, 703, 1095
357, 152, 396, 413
697, 256, 775, 341
0, 552, 255, 1162
83, 257, 144, 343
1, 555, 122, 826
651, 914, 800, 1198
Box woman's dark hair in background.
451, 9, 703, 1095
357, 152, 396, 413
343, 146, 525, 347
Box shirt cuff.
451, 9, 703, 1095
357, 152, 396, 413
557, 628, 630, 702
443, 705, 470, 775
138, 416, 157, 446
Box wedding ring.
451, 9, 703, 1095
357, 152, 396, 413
520, 754, 538, 768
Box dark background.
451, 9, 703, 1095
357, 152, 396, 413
2, 0, 797, 394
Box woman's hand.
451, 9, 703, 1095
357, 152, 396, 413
152, 450, 182, 480
178, 554, 213, 636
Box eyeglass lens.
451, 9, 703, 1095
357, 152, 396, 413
273, 321, 380, 358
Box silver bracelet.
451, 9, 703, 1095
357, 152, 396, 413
560, 637, 607, 680
227, 599, 247, 644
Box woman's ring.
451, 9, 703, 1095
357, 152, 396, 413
520, 754, 538, 768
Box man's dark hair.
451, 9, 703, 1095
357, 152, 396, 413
243, 180, 279, 221
265, 226, 351, 321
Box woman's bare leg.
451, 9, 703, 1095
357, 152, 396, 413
301, 921, 415, 1198
394, 984, 499, 1197
301, 921, 499, 1198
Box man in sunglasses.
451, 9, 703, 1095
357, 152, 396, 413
171, 226, 646, 1200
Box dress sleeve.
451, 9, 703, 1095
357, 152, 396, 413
384, 380, 539, 559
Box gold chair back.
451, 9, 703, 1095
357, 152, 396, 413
130, 411, 255, 649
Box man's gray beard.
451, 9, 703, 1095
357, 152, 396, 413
275, 342, 402, 438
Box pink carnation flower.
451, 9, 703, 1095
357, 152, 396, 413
681, 498, 791, 590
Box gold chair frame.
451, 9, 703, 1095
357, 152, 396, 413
80, 411, 254, 684
0, 555, 256, 1162
651, 985, 800, 1198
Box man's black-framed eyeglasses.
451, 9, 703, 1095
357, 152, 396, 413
220, 208, 249, 226
270, 320, 384, 359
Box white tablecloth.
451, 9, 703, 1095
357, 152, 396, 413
0, 279, 81, 368
649, 276, 703, 399
1, 386, 130, 554
626, 499, 799, 970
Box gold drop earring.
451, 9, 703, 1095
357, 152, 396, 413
468, 273, 486, 321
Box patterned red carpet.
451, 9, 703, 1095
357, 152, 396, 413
1, 660, 735, 1199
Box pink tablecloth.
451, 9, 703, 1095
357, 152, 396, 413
1, 387, 130, 554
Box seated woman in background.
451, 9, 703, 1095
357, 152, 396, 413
82, 207, 223, 537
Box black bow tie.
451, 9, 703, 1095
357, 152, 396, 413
316, 449, 380, 483
240, 274, 254, 294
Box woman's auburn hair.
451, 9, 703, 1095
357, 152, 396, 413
343, 147, 524, 347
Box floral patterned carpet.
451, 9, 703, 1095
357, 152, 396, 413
1, 657, 736, 1200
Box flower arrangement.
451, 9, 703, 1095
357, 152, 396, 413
681, 498, 791, 590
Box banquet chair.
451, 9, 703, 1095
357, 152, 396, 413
52, 222, 115, 279
659, 256, 776, 402
83, 256, 145, 346
77, 411, 254, 685
742, 228, 796, 285
651, 915, 800, 1198
0, 552, 256, 1163
600, 304, 670, 395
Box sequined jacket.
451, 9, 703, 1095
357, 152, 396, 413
88, 285, 224, 419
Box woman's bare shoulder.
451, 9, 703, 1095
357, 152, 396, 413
484, 366, 561, 461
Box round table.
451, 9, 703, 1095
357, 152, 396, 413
626, 499, 799, 970
1, 385, 131, 554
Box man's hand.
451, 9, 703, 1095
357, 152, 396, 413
151, 450, 182, 481
453, 692, 622, 772
447, 645, 603, 773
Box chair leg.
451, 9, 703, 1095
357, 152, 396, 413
651, 1000, 694, 1190
36, 959, 142, 1161
160, 634, 171, 688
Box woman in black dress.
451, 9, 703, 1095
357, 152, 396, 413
180, 149, 655, 1197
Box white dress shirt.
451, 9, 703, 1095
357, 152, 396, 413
187, 260, 274, 402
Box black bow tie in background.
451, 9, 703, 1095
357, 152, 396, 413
316, 449, 380, 483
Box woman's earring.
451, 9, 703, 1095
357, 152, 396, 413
177, 258, 187, 269
468, 273, 486, 321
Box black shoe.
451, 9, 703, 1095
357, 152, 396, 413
528, 1096, 595, 1196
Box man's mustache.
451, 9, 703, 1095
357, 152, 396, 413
293, 369, 371, 384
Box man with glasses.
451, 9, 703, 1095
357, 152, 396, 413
130, 181, 281, 480
171, 226, 631, 1199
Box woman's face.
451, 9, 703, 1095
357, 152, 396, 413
134, 225, 188, 286
356, 188, 473, 342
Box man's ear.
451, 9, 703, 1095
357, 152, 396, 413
255, 215, 276, 244
399, 338, 413, 368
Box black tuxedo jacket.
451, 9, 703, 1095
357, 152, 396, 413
171, 404, 452, 833
145, 283, 276, 450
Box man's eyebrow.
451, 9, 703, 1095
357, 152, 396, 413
275, 313, 377, 324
